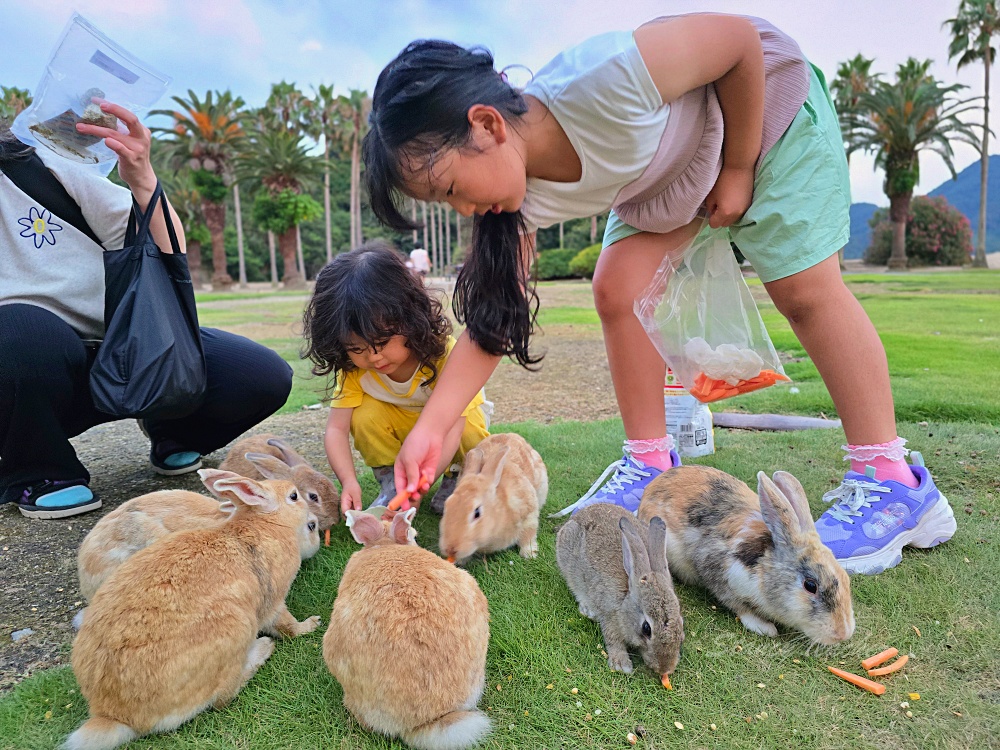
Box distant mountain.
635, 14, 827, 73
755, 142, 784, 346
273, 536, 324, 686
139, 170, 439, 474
849, 154, 1000, 258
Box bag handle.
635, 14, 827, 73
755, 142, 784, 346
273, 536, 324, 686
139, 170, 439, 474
124, 181, 182, 254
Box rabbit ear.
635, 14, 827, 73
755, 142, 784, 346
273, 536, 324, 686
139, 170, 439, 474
345, 510, 386, 546
486, 448, 511, 491
756, 472, 800, 548
389, 507, 418, 545
619, 516, 652, 589
199, 468, 250, 496
463, 447, 485, 475
266, 437, 307, 467
646, 516, 671, 576
771, 471, 813, 534
246, 452, 291, 480
203, 473, 279, 514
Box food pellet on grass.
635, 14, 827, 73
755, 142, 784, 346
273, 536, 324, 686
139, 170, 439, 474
571, 688, 578, 694
674, 722, 684, 730
576, 701, 583, 708
627, 734, 638, 745
909, 693, 921, 700
594, 709, 601, 716
906, 711, 913, 718
710, 723, 717, 730
546, 684, 554, 690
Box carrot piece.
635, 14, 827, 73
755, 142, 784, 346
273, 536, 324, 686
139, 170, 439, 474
661, 673, 673, 690
446, 555, 457, 564
324, 528, 331, 547
827, 666, 886, 695
861, 647, 899, 671
867, 654, 909, 677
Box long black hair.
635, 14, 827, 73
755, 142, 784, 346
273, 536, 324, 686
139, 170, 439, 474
302, 240, 452, 394
363, 40, 541, 368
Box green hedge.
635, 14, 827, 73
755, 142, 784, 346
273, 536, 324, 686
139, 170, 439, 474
569, 243, 602, 279
535, 248, 579, 279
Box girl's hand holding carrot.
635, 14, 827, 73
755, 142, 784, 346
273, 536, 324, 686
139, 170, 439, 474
340, 480, 363, 515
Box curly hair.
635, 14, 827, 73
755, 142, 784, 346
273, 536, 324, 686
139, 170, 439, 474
302, 240, 452, 396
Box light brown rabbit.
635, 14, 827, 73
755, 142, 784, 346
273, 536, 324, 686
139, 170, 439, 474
323, 508, 491, 750
77, 455, 322, 604
64, 470, 320, 750
220, 433, 340, 529
439, 433, 548, 564
556, 503, 683, 684
638, 465, 855, 645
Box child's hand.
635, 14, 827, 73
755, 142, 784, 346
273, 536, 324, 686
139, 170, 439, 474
75, 101, 157, 200
340, 480, 363, 515
705, 165, 754, 228
395, 424, 443, 498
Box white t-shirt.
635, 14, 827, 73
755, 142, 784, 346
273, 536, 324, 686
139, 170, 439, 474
520, 31, 669, 231
0, 147, 130, 337
410, 248, 430, 272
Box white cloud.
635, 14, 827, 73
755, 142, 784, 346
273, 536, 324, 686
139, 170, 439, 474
300, 39, 323, 53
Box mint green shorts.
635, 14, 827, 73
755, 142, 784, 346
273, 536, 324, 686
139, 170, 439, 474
603, 64, 851, 283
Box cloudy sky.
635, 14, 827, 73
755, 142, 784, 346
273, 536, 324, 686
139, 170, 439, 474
2, 0, 988, 206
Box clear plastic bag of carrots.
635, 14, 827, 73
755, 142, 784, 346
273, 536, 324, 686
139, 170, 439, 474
634, 222, 789, 404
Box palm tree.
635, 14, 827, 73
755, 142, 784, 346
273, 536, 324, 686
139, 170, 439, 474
946, 0, 1000, 267
153, 90, 245, 289
158, 168, 209, 286
304, 84, 340, 263
337, 90, 371, 248
0, 86, 32, 124
845, 58, 981, 268
832, 55, 881, 269
237, 129, 323, 289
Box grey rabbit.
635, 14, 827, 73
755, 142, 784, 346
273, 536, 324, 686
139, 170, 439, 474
555, 503, 683, 685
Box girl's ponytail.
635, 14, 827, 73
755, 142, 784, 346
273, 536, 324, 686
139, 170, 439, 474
453, 210, 541, 368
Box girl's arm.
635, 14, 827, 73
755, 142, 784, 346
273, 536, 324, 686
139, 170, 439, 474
634, 14, 764, 228
325, 406, 364, 512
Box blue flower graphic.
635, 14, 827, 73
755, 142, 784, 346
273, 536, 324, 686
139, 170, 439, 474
18, 206, 63, 248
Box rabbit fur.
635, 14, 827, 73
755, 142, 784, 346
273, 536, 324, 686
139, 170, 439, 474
64, 470, 321, 750
439, 433, 548, 564
638, 465, 855, 645
323, 508, 491, 750
219, 433, 340, 530
556, 503, 684, 679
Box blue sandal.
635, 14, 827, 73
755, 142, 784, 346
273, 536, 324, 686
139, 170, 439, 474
16, 480, 102, 519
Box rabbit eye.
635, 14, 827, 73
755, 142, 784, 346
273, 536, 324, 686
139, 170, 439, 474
289, 491, 298, 502
307, 521, 317, 532
641, 620, 652, 639
473, 507, 481, 520
309, 492, 319, 503
803, 577, 818, 594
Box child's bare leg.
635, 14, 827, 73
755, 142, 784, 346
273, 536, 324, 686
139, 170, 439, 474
762, 254, 896, 445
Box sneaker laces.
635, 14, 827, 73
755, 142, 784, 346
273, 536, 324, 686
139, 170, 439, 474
549, 454, 651, 518
821, 478, 892, 524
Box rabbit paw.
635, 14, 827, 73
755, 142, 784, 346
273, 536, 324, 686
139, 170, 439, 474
737, 612, 778, 638
578, 604, 599, 620
607, 649, 634, 674
519, 539, 539, 559
295, 615, 321, 635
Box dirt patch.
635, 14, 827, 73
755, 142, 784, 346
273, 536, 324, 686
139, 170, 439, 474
0, 281, 618, 692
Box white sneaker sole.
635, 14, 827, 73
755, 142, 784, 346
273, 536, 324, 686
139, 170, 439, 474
152, 458, 203, 476
839, 494, 957, 575
18, 498, 103, 519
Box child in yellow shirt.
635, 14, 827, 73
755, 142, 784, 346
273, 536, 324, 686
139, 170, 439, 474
303, 241, 491, 514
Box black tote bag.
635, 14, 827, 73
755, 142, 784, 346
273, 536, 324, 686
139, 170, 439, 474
89, 181, 207, 419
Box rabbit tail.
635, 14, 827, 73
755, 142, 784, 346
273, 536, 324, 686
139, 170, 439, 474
401, 710, 491, 750
63, 717, 138, 750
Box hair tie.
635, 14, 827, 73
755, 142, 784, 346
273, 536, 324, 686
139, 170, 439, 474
499, 70, 508, 84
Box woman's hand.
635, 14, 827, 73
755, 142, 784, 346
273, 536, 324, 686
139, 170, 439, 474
394, 422, 445, 498
340, 479, 363, 515
75, 100, 157, 205
705, 165, 754, 228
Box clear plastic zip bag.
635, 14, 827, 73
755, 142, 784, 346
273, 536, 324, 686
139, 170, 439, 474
12, 14, 170, 173
634, 222, 789, 403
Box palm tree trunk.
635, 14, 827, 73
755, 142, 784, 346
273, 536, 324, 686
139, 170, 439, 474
590, 215, 597, 243
324, 141, 333, 263
455, 212, 461, 260
411, 198, 418, 248
187, 240, 204, 287
431, 203, 439, 274
268, 230, 278, 288
445, 204, 452, 271
351, 132, 362, 247
278, 227, 304, 288
232, 183, 247, 288
202, 198, 232, 289
974, 57, 990, 268
421, 202, 429, 251
887, 192, 911, 270
559, 221, 564, 249
296, 224, 306, 281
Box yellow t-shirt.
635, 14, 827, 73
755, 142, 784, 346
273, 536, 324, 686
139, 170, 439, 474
330, 336, 485, 417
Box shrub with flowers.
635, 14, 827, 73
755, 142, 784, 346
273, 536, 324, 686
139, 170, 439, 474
865, 195, 973, 266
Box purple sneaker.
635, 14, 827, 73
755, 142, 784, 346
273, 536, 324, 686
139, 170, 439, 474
549, 448, 681, 518
815, 452, 956, 575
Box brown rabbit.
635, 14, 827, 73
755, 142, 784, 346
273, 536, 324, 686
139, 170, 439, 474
439, 433, 548, 564
64, 470, 320, 750
77, 455, 323, 604
323, 508, 491, 750
220, 433, 340, 529
638, 465, 855, 645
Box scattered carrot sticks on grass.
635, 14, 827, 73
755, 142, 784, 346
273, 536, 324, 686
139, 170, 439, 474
867, 654, 909, 677
861, 647, 899, 670
324, 528, 331, 547
827, 666, 886, 695
661, 674, 673, 690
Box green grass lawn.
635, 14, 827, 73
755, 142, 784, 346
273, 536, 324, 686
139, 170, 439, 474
1, 272, 998, 749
